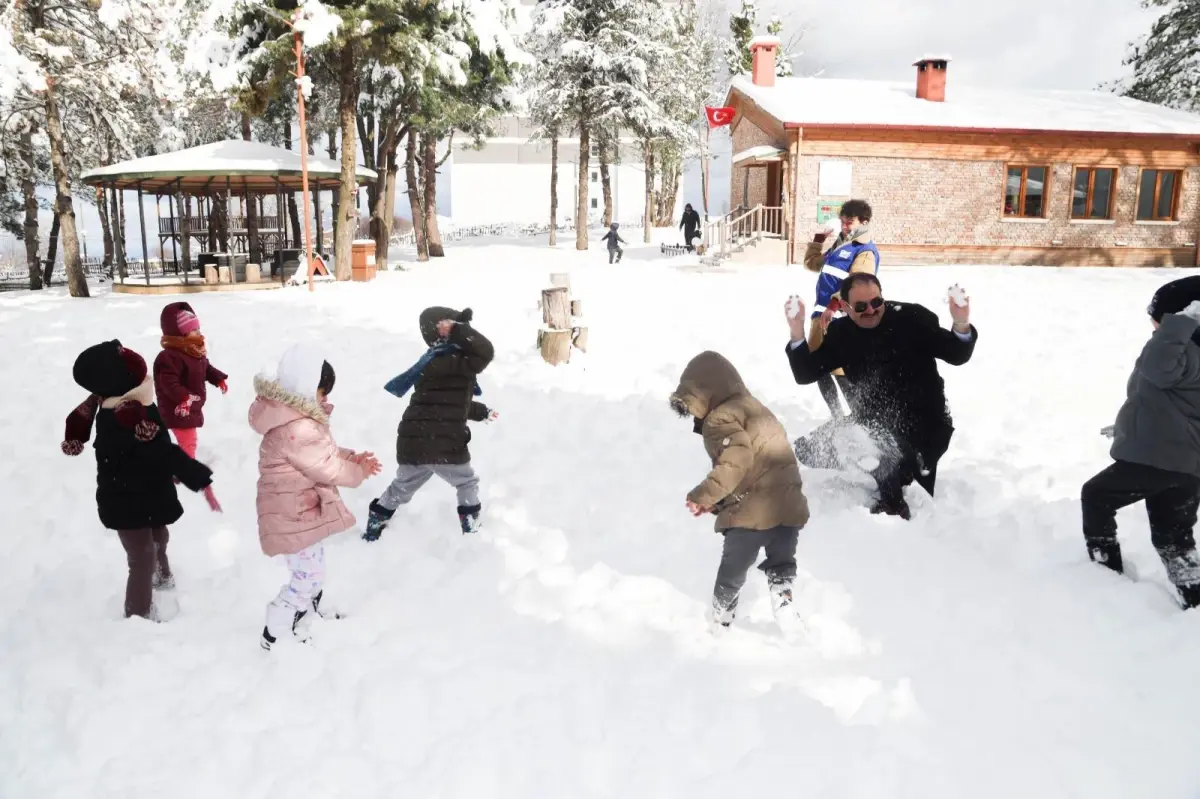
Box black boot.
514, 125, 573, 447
458, 503, 482, 534
1178, 583, 1200, 610
1088, 541, 1124, 575
260, 609, 309, 651
363, 499, 394, 542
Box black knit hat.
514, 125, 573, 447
1148, 276, 1200, 322
418, 306, 473, 345
72, 340, 147, 398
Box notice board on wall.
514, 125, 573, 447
816, 201, 845, 223
817, 160, 852, 196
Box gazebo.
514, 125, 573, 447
81, 139, 378, 294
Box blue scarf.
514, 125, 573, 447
384, 342, 483, 398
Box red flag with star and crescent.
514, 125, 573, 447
705, 106, 735, 127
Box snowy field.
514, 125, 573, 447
3, 233, 1200, 798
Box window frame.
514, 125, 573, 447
1069, 166, 1118, 221
1003, 164, 1051, 219
1136, 168, 1182, 222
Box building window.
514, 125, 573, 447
590, 198, 598, 209
1137, 169, 1181, 221
589, 144, 599, 158
1004, 165, 1048, 218
590, 171, 598, 183
1071, 167, 1117, 220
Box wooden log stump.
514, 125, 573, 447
570, 299, 582, 318
550, 272, 570, 289
245, 263, 262, 284
204, 266, 218, 285
542, 286, 570, 329
217, 265, 232, 284
572, 326, 588, 353
537, 328, 572, 365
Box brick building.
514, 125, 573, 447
724, 37, 1200, 266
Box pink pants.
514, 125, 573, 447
172, 428, 198, 459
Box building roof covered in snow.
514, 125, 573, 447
727, 74, 1200, 138
81, 139, 378, 193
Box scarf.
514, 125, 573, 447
162, 334, 207, 360
384, 342, 483, 399
62, 376, 159, 455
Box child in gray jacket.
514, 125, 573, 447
1081, 275, 1200, 609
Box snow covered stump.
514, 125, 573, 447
537, 274, 587, 365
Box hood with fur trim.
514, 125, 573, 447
249, 374, 332, 435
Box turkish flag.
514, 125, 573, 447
705, 106, 735, 127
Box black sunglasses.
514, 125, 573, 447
848, 296, 885, 314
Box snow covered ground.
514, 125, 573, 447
3, 232, 1200, 798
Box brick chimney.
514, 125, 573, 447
749, 35, 781, 88
913, 55, 951, 102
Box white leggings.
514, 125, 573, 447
265, 543, 325, 638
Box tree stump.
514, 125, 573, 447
570, 299, 582, 318
204, 266, 218, 285
537, 328, 572, 365
245, 263, 262, 284
550, 272, 570, 289
572, 326, 588, 352
542, 286, 570, 329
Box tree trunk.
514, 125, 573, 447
655, 151, 681, 226
549, 134, 558, 247
422, 133, 444, 258
378, 135, 400, 267
599, 135, 613, 227
643, 140, 654, 244
109, 188, 126, 278
43, 78, 88, 297
281, 118, 302, 247
334, 39, 359, 281
242, 113, 260, 264
19, 128, 41, 290
43, 211, 60, 286
575, 121, 589, 250
370, 124, 398, 264
178, 192, 191, 275
95, 187, 112, 277
326, 126, 338, 255
404, 131, 429, 262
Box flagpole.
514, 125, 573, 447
701, 114, 711, 222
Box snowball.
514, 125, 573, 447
947, 284, 968, 308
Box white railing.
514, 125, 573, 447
701, 205, 784, 262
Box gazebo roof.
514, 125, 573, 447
80, 139, 378, 193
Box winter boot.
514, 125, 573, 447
362, 499, 395, 542
458, 503, 482, 534
1178, 583, 1200, 610
261, 607, 310, 651
1162, 550, 1200, 609
870, 497, 912, 521
708, 597, 737, 630
769, 583, 794, 615
153, 566, 175, 591
1088, 541, 1124, 575
312, 590, 344, 620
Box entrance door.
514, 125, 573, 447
764, 162, 783, 235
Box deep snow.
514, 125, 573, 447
3, 235, 1200, 798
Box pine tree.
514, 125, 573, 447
1118, 0, 1200, 111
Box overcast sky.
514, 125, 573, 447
773, 0, 1156, 91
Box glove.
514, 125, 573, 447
62, 440, 84, 456
1179, 300, 1200, 323
203, 485, 222, 513
217, 380, 228, 395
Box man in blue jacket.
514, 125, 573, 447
802, 199, 879, 418
1082, 276, 1200, 609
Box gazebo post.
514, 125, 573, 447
314, 181, 322, 256
225, 175, 233, 254
137, 181, 150, 288
167, 191, 180, 277
155, 193, 165, 269
181, 180, 191, 285
115, 183, 128, 282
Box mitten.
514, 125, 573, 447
486, 409, 499, 423
62, 440, 84, 456
217, 380, 228, 395
1179, 300, 1200, 323
203, 485, 222, 513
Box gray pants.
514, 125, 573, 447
713, 525, 799, 613
378, 463, 480, 511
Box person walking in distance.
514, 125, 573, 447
671, 351, 810, 631
680, 203, 701, 252
803, 199, 879, 418
364, 306, 497, 540
602, 222, 625, 264
1080, 276, 1200, 610
785, 274, 977, 519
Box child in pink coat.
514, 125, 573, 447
249, 343, 381, 650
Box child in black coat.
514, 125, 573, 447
62, 340, 217, 620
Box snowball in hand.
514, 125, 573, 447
947, 284, 968, 307
786, 295, 803, 320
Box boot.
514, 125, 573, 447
312, 590, 344, 620
261, 607, 310, 651
362, 499, 394, 542
458, 503, 482, 534
152, 568, 176, 591
1178, 583, 1200, 610
708, 596, 737, 629
870, 497, 912, 521
1162, 550, 1200, 608
1088, 541, 1124, 575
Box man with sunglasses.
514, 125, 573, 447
784, 273, 977, 519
